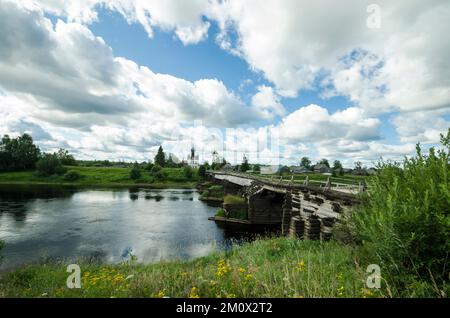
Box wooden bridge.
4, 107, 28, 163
206, 171, 363, 240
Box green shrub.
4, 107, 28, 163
63, 170, 81, 181
348, 129, 450, 293
224, 195, 245, 205
150, 165, 162, 175
215, 209, 226, 217
36, 153, 66, 176
153, 171, 166, 181
229, 208, 247, 220
183, 166, 194, 180
130, 165, 141, 180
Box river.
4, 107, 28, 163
0, 185, 274, 270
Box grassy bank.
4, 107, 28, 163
0, 238, 380, 298
0, 166, 198, 189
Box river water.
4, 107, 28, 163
0, 185, 273, 270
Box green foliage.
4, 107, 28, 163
0, 238, 386, 298
349, 129, 450, 294
215, 208, 226, 217
183, 166, 194, 180
150, 165, 162, 174
154, 146, 166, 167
130, 164, 142, 180
333, 160, 344, 176
0, 134, 41, 171
223, 195, 245, 205
240, 156, 250, 172
145, 162, 154, 171
36, 153, 66, 176
63, 170, 81, 181
319, 158, 330, 168
253, 164, 261, 173
228, 208, 247, 220
198, 164, 207, 179
153, 171, 166, 181
56, 148, 77, 166
300, 157, 311, 169
165, 155, 178, 168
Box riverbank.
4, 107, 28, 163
0, 237, 379, 298
0, 166, 198, 189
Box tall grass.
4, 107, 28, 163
0, 238, 372, 298
348, 129, 449, 297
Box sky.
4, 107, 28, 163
0, 0, 449, 167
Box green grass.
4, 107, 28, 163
0, 238, 382, 298
215, 208, 226, 217
223, 195, 245, 205
199, 184, 224, 201
0, 166, 197, 188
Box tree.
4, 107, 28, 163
56, 148, 77, 165
319, 158, 330, 168
253, 164, 261, 173
240, 155, 250, 172
198, 164, 207, 179
166, 155, 177, 168
184, 166, 194, 180
354, 161, 363, 170
300, 157, 311, 169
333, 160, 344, 176
0, 134, 40, 171
36, 153, 66, 176
154, 146, 166, 167
130, 163, 142, 180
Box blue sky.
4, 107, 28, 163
0, 1, 448, 166
89, 8, 354, 119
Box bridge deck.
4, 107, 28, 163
208, 171, 361, 200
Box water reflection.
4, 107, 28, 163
0, 185, 275, 270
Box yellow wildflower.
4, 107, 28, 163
189, 286, 200, 298
156, 290, 166, 298
295, 260, 305, 272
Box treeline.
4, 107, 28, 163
0, 134, 77, 177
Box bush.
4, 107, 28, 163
198, 164, 207, 179
63, 170, 81, 181
150, 165, 162, 175
153, 171, 166, 181
224, 195, 245, 205
348, 129, 450, 293
229, 208, 247, 220
36, 153, 66, 176
215, 209, 226, 217
130, 165, 142, 180
183, 166, 194, 180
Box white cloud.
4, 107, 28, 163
210, 0, 450, 114
278, 104, 380, 143
21, 0, 211, 45
392, 110, 450, 144
251, 86, 286, 120
1, 0, 448, 165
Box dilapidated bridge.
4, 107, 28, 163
206, 171, 363, 240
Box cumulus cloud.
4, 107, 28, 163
1, 0, 448, 164
20, 0, 211, 45
278, 104, 380, 143
0, 1, 271, 130
209, 0, 450, 115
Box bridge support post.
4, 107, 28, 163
281, 192, 292, 236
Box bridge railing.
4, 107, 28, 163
207, 170, 366, 193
